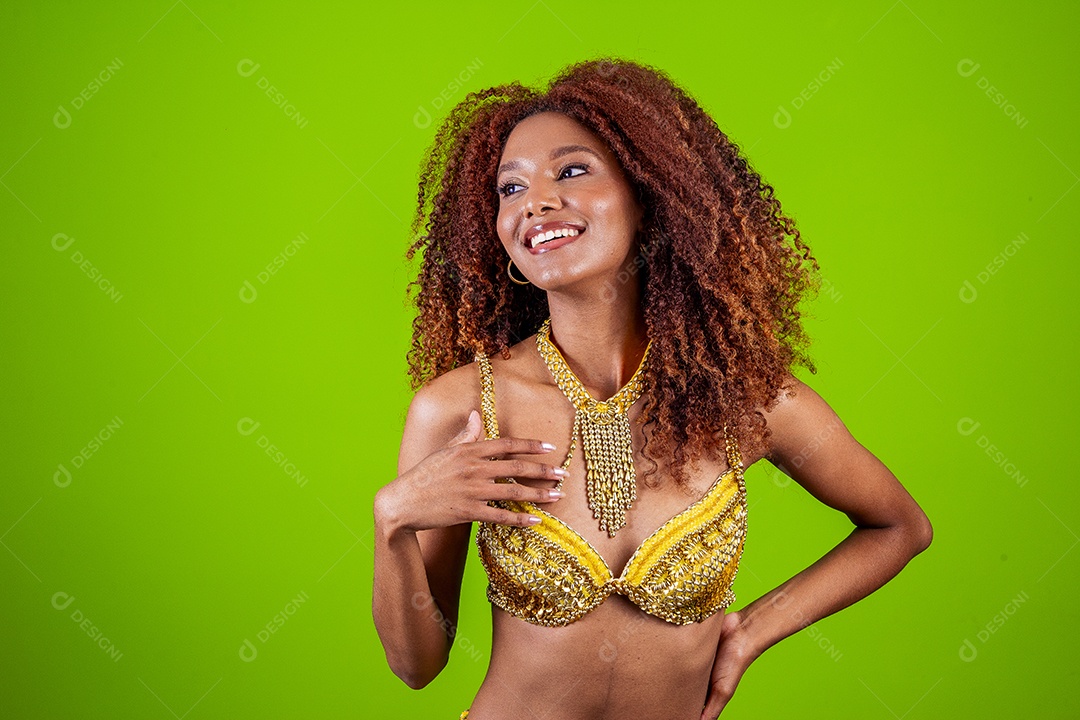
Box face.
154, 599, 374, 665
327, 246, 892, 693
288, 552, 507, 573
495, 111, 644, 292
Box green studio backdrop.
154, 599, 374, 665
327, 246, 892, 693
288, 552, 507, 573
1, 1, 1075, 718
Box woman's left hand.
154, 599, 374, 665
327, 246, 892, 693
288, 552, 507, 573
700, 610, 760, 720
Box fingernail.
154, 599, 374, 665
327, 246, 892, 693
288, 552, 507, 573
540, 442, 556, 451
553, 468, 569, 477
549, 490, 564, 499
527, 515, 542, 525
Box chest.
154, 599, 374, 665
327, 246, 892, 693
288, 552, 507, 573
491, 380, 733, 575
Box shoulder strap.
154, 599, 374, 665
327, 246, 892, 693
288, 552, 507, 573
723, 424, 744, 477
475, 352, 499, 440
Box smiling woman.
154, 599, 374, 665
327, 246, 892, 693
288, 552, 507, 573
496, 112, 645, 292
372, 57, 932, 720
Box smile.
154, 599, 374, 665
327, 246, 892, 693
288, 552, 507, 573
527, 228, 583, 254
523, 222, 586, 254
532, 226, 581, 247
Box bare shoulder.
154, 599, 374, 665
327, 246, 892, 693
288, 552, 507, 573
752, 372, 932, 543
399, 361, 483, 475
756, 373, 847, 461
399, 336, 537, 475
728, 374, 802, 467
388, 360, 487, 630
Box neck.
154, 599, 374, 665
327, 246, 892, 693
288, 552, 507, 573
544, 282, 648, 400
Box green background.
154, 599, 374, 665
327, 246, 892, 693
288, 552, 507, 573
1, 1, 1075, 718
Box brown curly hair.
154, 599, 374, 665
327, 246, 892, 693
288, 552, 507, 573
405, 56, 821, 489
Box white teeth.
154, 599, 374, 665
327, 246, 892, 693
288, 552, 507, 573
529, 227, 581, 248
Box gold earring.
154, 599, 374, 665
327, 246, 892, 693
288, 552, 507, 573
507, 258, 531, 285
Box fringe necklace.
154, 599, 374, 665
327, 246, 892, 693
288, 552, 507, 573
535, 318, 651, 537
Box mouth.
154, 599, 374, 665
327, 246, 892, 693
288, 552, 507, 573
523, 222, 586, 255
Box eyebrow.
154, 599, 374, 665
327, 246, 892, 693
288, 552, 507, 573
497, 144, 602, 176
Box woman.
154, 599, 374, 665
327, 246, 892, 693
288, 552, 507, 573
373, 57, 932, 720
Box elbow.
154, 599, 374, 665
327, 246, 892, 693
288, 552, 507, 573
386, 650, 449, 690
372, 609, 452, 689
397, 669, 435, 691
910, 511, 933, 554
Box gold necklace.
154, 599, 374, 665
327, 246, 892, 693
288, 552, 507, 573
535, 318, 651, 538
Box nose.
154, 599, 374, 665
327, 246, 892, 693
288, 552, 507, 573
523, 175, 563, 218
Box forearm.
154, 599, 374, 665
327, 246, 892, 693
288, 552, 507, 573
371, 500, 454, 689
738, 523, 930, 657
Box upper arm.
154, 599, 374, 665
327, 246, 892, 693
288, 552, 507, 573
394, 368, 478, 631
762, 375, 932, 544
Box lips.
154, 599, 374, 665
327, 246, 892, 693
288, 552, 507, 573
523, 221, 586, 254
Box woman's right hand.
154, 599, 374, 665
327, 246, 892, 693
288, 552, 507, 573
374, 409, 567, 534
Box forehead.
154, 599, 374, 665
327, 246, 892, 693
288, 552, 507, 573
499, 111, 609, 161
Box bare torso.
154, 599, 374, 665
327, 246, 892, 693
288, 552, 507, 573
459, 335, 764, 720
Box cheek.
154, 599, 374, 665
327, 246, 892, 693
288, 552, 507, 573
592, 193, 638, 234
496, 211, 514, 248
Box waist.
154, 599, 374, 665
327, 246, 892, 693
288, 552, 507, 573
468, 601, 723, 720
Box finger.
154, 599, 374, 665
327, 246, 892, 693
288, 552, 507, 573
475, 505, 543, 527
482, 458, 568, 483
700, 687, 729, 720
485, 481, 565, 505
448, 410, 484, 447
467, 436, 556, 459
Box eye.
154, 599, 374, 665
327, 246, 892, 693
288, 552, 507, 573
497, 163, 590, 198
559, 163, 588, 179
497, 180, 522, 198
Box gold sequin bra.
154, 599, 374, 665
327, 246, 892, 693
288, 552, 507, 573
472, 347, 748, 627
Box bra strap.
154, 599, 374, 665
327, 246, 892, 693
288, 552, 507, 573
475, 352, 499, 440
723, 424, 744, 477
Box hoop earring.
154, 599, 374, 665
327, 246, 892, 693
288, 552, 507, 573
507, 258, 531, 286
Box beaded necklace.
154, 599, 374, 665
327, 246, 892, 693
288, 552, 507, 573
535, 318, 651, 537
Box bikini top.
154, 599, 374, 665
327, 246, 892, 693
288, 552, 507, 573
472, 351, 748, 627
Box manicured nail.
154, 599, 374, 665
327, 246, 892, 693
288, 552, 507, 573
549, 490, 564, 499
540, 442, 556, 451
553, 468, 569, 477
527, 515, 542, 525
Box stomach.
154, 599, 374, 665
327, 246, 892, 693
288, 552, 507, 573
464, 597, 726, 720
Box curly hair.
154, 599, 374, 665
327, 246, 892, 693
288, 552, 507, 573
405, 56, 821, 489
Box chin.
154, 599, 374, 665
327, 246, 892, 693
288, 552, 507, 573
532, 265, 619, 296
